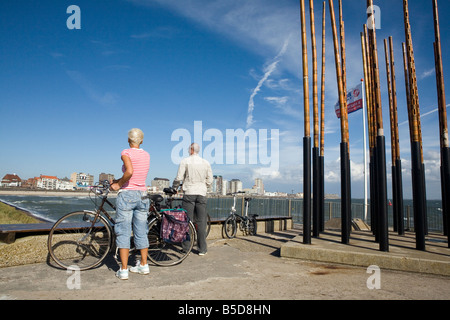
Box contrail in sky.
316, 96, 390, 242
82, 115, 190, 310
246, 37, 290, 128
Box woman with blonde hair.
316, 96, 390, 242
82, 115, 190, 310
111, 128, 150, 280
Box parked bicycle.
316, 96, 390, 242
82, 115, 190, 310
47, 181, 196, 271
223, 192, 258, 238
171, 185, 212, 238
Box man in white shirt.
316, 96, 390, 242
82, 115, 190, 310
173, 143, 213, 255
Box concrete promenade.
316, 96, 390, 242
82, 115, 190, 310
0, 227, 449, 301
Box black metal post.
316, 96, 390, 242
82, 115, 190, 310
395, 158, 405, 235
313, 147, 320, 237
372, 147, 379, 241
376, 135, 389, 252
369, 152, 376, 234
442, 146, 450, 247
303, 136, 312, 244
319, 155, 325, 232
341, 142, 350, 244
392, 164, 398, 232
411, 141, 426, 250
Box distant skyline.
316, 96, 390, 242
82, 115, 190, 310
1, 0, 450, 199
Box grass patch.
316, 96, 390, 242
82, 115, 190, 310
0, 202, 41, 224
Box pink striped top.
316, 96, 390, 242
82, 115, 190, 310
121, 148, 150, 191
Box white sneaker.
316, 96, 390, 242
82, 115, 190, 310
116, 268, 129, 280
130, 262, 149, 275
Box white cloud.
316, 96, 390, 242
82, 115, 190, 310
66, 70, 118, 106
246, 38, 290, 128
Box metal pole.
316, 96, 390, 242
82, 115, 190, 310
362, 78, 368, 222
300, 0, 311, 244
403, 0, 426, 250
363, 26, 376, 229
361, 31, 371, 223
310, 0, 320, 238
384, 38, 398, 232
389, 36, 404, 235
432, 0, 450, 246
319, 1, 326, 233
329, 0, 350, 244
367, 0, 389, 251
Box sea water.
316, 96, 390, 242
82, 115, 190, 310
0, 194, 117, 223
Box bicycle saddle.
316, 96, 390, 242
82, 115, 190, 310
163, 187, 177, 195
244, 197, 252, 202
149, 194, 164, 203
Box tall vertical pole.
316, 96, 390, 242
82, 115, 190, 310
363, 26, 376, 229
310, 0, 320, 238
390, 36, 404, 235
319, 1, 326, 233
339, 0, 351, 241
432, 0, 450, 246
361, 32, 371, 222
362, 79, 368, 222
300, 0, 311, 244
403, 0, 426, 250
329, 0, 350, 244
367, 0, 389, 251
384, 38, 398, 233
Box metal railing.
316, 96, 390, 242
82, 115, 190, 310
201, 197, 445, 233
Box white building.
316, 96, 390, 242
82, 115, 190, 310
71, 172, 94, 188
229, 179, 243, 194
36, 175, 58, 190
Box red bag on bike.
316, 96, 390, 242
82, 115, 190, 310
160, 209, 190, 243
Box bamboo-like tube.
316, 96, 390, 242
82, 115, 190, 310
432, 0, 448, 148
320, 1, 326, 157
367, 0, 383, 136
329, 0, 350, 244
367, 0, 389, 251
329, 0, 348, 143
402, 42, 413, 143
403, 0, 421, 145
389, 36, 404, 235
300, 0, 311, 244
310, 0, 319, 149
403, 0, 426, 250
389, 37, 400, 161
300, 0, 310, 138
339, 0, 349, 145
319, 0, 326, 233
432, 0, 450, 243
363, 26, 374, 152
384, 39, 395, 165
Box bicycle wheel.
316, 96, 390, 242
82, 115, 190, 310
223, 215, 237, 238
48, 211, 113, 271
249, 217, 258, 235
206, 213, 211, 237
147, 218, 195, 266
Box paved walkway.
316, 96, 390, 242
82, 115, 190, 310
0, 228, 449, 301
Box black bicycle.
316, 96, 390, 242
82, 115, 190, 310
223, 192, 258, 238
47, 182, 196, 270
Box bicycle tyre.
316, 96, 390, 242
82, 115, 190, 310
47, 211, 113, 271
147, 218, 195, 266
249, 217, 258, 235
223, 215, 237, 238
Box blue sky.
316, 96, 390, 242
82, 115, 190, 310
1, 0, 449, 199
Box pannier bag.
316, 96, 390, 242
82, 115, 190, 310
160, 209, 190, 243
